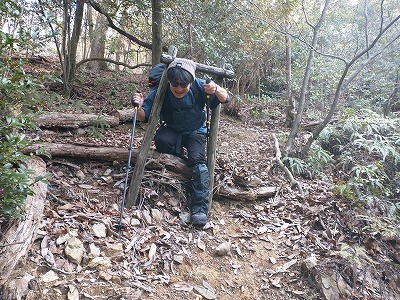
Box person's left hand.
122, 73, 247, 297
204, 80, 218, 94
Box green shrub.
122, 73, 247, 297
319, 109, 400, 202
0, 31, 49, 220
335, 163, 390, 200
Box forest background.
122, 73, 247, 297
1, 0, 400, 299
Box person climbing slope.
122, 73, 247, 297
133, 58, 229, 227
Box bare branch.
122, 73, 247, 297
76, 57, 151, 70
88, 0, 168, 52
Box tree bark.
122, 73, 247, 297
88, 12, 108, 71
0, 157, 47, 287
152, 0, 163, 67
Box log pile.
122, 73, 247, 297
28, 110, 278, 202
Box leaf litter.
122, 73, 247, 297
7, 65, 399, 300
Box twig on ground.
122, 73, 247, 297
272, 133, 304, 196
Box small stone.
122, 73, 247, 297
65, 237, 85, 265
106, 242, 124, 259
100, 176, 113, 184
131, 218, 141, 227
215, 241, 231, 256
92, 223, 107, 238
173, 255, 184, 264
42, 270, 59, 283
75, 170, 85, 180
194, 285, 216, 299
151, 209, 163, 223
87, 256, 112, 270
103, 168, 113, 176
88, 243, 101, 259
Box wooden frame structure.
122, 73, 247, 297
126, 51, 234, 208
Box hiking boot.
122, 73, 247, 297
191, 211, 207, 227
190, 163, 210, 227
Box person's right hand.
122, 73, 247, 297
132, 92, 143, 109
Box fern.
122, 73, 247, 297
282, 156, 306, 176
335, 163, 390, 199
307, 144, 333, 172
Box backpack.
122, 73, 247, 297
148, 63, 166, 88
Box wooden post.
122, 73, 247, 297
126, 64, 170, 207
126, 52, 234, 207
207, 75, 223, 209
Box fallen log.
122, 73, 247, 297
111, 109, 137, 123
22, 142, 191, 177
218, 185, 278, 201
0, 156, 47, 289
34, 112, 120, 128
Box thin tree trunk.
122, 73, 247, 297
384, 69, 400, 117
68, 0, 85, 80
285, 33, 294, 128
152, 0, 162, 66
284, 0, 331, 158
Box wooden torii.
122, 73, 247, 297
126, 51, 234, 208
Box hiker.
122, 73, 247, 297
133, 58, 230, 226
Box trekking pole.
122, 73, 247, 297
205, 79, 211, 138
115, 92, 139, 233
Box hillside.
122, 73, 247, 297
1, 57, 399, 300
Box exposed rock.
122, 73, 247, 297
65, 237, 85, 265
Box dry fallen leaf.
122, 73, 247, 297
197, 239, 206, 251
67, 284, 79, 300
148, 243, 157, 260
173, 283, 194, 292
270, 276, 282, 288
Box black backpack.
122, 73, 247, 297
148, 63, 166, 88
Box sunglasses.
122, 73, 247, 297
170, 81, 190, 88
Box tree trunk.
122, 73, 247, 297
152, 0, 163, 66
284, 0, 331, 158
68, 0, 85, 82
384, 69, 399, 117
284, 32, 295, 128
0, 157, 47, 287
88, 13, 108, 71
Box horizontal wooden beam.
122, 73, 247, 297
160, 54, 235, 79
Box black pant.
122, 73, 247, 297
154, 126, 207, 168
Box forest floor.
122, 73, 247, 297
2, 57, 399, 300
